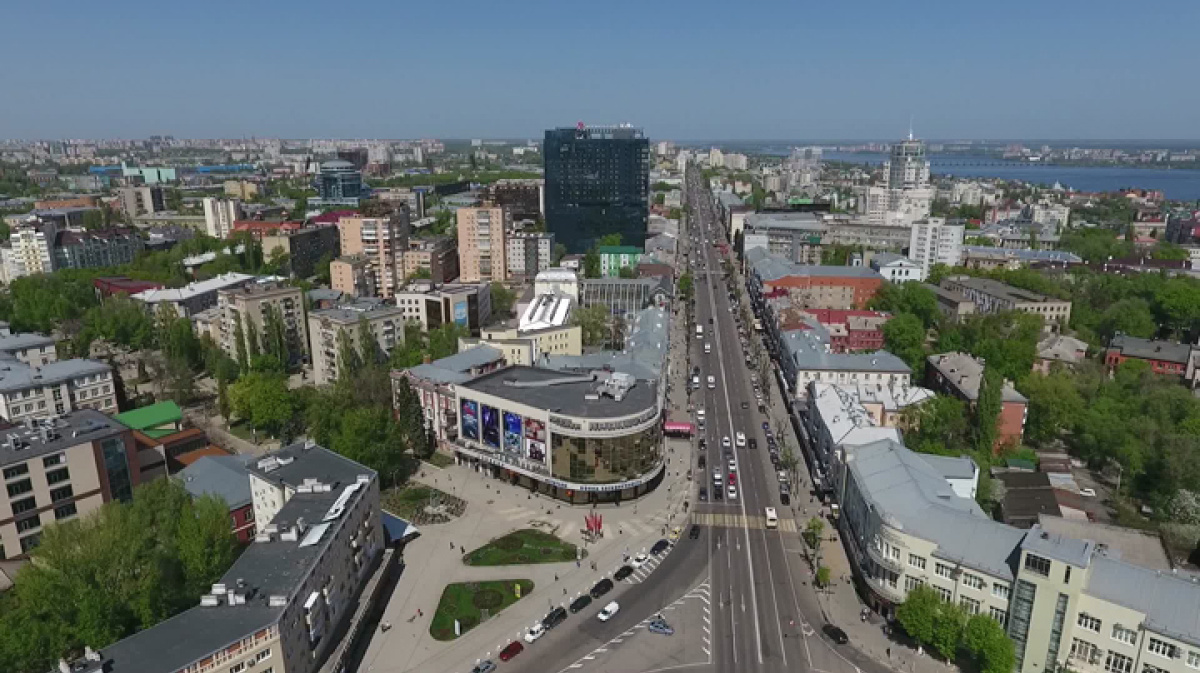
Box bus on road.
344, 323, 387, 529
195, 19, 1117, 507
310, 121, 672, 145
764, 507, 778, 529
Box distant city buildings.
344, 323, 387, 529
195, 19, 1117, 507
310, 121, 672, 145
505, 231, 554, 281
742, 212, 825, 265
747, 248, 884, 311
544, 124, 649, 253
116, 186, 165, 217
336, 213, 410, 298
940, 275, 1072, 332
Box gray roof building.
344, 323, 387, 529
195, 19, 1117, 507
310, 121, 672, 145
1107, 334, 1196, 366
406, 345, 507, 385
178, 455, 254, 509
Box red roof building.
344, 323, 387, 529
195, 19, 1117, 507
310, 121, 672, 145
231, 220, 306, 238
94, 276, 165, 300
777, 307, 891, 353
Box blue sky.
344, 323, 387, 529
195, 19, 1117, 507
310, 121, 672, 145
4, 0, 1198, 140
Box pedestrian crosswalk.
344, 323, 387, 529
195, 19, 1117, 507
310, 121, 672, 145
494, 506, 666, 540
692, 512, 798, 532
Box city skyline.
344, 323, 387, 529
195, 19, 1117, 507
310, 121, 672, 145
4, 0, 1199, 140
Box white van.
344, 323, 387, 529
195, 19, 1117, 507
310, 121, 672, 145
696, 325, 704, 339
704, 342, 712, 354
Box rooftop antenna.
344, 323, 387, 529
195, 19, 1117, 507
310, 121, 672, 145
908, 115, 914, 142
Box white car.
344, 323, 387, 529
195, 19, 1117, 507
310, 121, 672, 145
704, 342, 712, 354
735, 432, 746, 447
631, 553, 649, 568
524, 622, 546, 643
1080, 488, 1097, 497
712, 469, 722, 484
707, 376, 716, 389
598, 601, 620, 622
728, 459, 737, 472
727, 485, 737, 500
722, 436, 731, 449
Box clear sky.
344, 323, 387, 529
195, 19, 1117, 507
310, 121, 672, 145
4, 0, 1198, 141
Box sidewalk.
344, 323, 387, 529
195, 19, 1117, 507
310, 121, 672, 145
359, 296, 699, 673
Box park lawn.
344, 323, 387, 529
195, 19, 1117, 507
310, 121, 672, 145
429, 579, 534, 641
463, 528, 583, 566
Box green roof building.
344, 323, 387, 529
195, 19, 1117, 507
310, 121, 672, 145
113, 401, 183, 439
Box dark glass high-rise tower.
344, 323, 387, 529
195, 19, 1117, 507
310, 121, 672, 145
544, 124, 650, 253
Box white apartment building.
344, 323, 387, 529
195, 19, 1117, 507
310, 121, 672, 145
202, 197, 243, 239
1, 219, 56, 282
908, 217, 964, 276
505, 231, 555, 281
869, 252, 926, 282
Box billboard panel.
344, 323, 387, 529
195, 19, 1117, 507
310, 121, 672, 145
481, 404, 501, 448
460, 399, 479, 441
503, 412, 523, 454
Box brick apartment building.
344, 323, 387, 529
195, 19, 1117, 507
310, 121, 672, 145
926, 352, 1028, 450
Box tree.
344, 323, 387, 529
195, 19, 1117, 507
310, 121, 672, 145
974, 366, 1004, 454
1098, 297, 1158, 340
1156, 278, 1200, 337
1020, 370, 1085, 445
263, 245, 291, 277
597, 233, 622, 247
165, 356, 195, 404
427, 322, 467, 361
315, 251, 334, 283
814, 566, 831, 588
229, 372, 293, 437
678, 273, 694, 301
216, 377, 231, 424
930, 603, 966, 661
336, 327, 362, 381
871, 282, 940, 329
245, 320, 261, 361
962, 613, 1016, 673
232, 313, 248, 373
882, 313, 927, 371
803, 517, 824, 550
901, 395, 971, 456
572, 304, 610, 347
896, 585, 941, 646
618, 265, 637, 279
490, 284, 517, 319
0, 479, 235, 673
261, 304, 289, 367
583, 250, 602, 278
552, 243, 567, 264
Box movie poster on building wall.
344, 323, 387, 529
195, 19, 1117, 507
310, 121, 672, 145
460, 399, 479, 441
481, 405, 501, 448
523, 418, 547, 465
503, 412, 523, 455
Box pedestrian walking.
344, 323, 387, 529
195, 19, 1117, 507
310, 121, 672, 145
417, 608, 423, 617
554, 574, 559, 582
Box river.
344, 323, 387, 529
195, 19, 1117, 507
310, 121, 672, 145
820, 152, 1200, 201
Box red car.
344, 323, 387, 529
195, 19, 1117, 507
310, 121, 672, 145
499, 641, 524, 661
729, 473, 737, 486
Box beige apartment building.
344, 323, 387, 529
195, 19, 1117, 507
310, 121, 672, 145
223, 180, 260, 200
217, 283, 308, 366
58, 442, 385, 673
456, 206, 509, 282
0, 411, 140, 559
400, 236, 459, 284
0, 330, 57, 365
832, 436, 1200, 673
308, 303, 407, 385
116, 186, 165, 217
330, 254, 376, 298
941, 275, 1072, 331
337, 213, 410, 298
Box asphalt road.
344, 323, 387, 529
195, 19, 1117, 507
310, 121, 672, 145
488, 167, 896, 673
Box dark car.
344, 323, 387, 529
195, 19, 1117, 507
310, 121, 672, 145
543, 606, 568, 629
590, 578, 614, 598
689, 524, 701, 539
779, 490, 791, 505
823, 624, 850, 645
698, 487, 708, 502
741, 401, 750, 409
614, 565, 634, 581
570, 595, 593, 613
698, 454, 706, 468
651, 539, 671, 555
713, 487, 723, 501
499, 641, 525, 661
709, 318, 714, 324
748, 438, 758, 450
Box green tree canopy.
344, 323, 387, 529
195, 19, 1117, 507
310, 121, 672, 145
490, 284, 517, 319
0, 479, 235, 673
229, 372, 293, 437
882, 313, 927, 371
